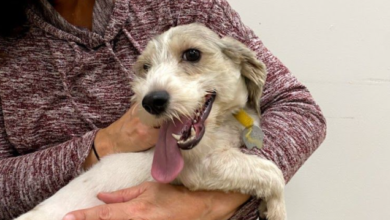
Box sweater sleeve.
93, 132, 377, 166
173, 0, 327, 218
0, 98, 99, 219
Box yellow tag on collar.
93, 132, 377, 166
233, 109, 264, 150
234, 109, 254, 128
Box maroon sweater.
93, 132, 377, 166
0, 0, 327, 219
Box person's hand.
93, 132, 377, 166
63, 182, 251, 220
96, 104, 159, 154
84, 105, 159, 169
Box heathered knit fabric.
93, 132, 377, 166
0, 0, 327, 219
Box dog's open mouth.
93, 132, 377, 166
152, 91, 216, 183
172, 91, 216, 150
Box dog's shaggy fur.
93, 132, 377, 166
15, 24, 286, 220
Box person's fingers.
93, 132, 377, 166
98, 184, 146, 203
63, 203, 133, 220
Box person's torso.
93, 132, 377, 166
0, 0, 176, 154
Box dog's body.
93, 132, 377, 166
15, 24, 286, 220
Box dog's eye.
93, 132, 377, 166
143, 64, 151, 71
182, 49, 201, 62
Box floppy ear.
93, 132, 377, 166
221, 37, 267, 117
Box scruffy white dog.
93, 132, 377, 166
15, 23, 286, 220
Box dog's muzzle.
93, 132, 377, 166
151, 91, 217, 184
142, 90, 170, 115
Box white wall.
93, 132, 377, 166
227, 1, 390, 219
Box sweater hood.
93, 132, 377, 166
26, 0, 130, 48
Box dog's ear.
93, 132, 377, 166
221, 37, 267, 117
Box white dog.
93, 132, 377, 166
15, 23, 286, 220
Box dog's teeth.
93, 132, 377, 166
193, 120, 197, 123
191, 127, 196, 137
178, 135, 195, 145
172, 133, 181, 141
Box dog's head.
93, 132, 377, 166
131, 23, 266, 183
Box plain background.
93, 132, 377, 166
227, 0, 390, 219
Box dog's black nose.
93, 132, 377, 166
142, 90, 170, 115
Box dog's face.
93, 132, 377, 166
131, 24, 266, 182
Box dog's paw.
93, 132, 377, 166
258, 200, 268, 219
262, 196, 287, 220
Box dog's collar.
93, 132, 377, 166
233, 109, 264, 150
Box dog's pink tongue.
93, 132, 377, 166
152, 119, 186, 183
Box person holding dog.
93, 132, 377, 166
0, 0, 327, 220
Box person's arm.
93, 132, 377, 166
0, 95, 98, 219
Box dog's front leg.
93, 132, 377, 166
198, 148, 286, 220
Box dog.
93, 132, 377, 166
15, 23, 286, 220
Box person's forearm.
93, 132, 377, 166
0, 130, 98, 219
